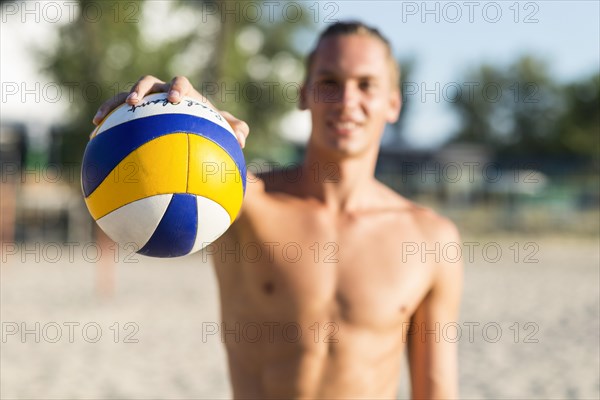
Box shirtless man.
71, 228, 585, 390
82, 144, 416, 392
94, 21, 463, 399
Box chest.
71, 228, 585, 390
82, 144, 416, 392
220, 204, 435, 328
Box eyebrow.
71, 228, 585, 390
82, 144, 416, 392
314, 68, 336, 77
314, 69, 379, 81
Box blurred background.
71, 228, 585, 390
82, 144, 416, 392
1, 1, 598, 399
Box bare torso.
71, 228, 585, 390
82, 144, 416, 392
212, 168, 443, 398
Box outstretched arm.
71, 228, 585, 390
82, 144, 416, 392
407, 220, 463, 399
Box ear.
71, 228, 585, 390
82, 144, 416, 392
299, 83, 308, 110
386, 89, 402, 123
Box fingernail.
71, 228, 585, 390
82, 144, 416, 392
93, 111, 102, 123
127, 92, 138, 101
169, 90, 180, 99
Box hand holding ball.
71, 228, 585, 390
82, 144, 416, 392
81, 93, 246, 257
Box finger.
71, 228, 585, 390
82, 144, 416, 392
127, 76, 168, 104
221, 111, 250, 148
93, 92, 129, 125
136, 74, 217, 112
169, 77, 218, 109
167, 76, 195, 103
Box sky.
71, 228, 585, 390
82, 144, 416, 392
1, 0, 599, 149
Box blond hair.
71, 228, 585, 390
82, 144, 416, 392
305, 21, 400, 87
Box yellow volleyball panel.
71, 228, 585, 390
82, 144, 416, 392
187, 134, 244, 222
85, 134, 189, 220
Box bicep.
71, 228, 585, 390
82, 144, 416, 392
407, 230, 463, 399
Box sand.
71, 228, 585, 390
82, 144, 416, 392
1, 236, 598, 399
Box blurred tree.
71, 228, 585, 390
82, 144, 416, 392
43, 0, 208, 164
555, 73, 600, 160
451, 57, 558, 155
449, 56, 599, 163
187, 1, 314, 161
42, 0, 315, 168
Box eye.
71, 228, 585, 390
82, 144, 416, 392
319, 79, 338, 88
316, 79, 340, 99
359, 79, 374, 91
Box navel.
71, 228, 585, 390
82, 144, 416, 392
398, 305, 407, 314
262, 281, 275, 295
335, 291, 350, 310
328, 342, 337, 355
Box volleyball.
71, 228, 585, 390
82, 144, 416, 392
81, 93, 246, 258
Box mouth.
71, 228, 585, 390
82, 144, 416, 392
328, 120, 362, 136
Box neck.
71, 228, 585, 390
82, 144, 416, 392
300, 143, 379, 212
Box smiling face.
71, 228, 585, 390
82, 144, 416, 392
301, 34, 401, 159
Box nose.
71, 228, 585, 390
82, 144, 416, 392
336, 82, 360, 111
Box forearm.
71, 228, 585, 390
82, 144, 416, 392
410, 370, 458, 400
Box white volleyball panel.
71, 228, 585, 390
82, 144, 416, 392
96, 194, 173, 251
95, 93, 235, 137
190, 195, 232, 253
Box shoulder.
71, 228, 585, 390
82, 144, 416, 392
374, 182, 460, 243
239, 166, 301, 216
375, 183, 462, 284
411, 206, 463, 296
411, 204, 461, 245
399, 201, 464, 313
246, 166, 303, 195
409, 203, 462, 276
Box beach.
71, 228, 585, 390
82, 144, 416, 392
1, 236, 598, 399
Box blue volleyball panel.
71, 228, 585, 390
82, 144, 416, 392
82, 114, 246, 197
138, 193, 198, 258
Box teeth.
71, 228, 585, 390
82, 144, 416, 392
333, 122, 357, 130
